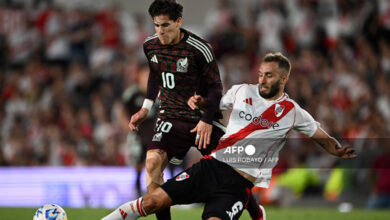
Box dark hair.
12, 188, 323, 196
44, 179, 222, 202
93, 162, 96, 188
148, 0, 183, 21
263, 52, 291, 76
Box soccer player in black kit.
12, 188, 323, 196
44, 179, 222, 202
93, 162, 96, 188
127, 1, 262, 219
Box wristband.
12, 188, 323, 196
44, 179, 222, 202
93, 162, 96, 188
142, 99, 154, 111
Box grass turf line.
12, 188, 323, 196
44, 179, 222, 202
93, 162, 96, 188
1, 206, 390, 220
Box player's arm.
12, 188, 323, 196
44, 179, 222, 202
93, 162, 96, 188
188, 95, 207, 110
129, 46, 159, 131
293, 103, 356, 159
129, 72, 158, 131
200, 81, 222, 123
190, 43, 223, 149
311, 127, 357, 159
188, 84, 241, 111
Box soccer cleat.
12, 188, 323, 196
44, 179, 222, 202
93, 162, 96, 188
169, 157, 183, 165
258, 205, 266, 220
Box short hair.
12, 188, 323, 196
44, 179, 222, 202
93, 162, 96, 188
263, 52, 291, 76
148, 0, 183, 21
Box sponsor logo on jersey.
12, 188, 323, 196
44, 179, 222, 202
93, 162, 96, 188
176, 172, 190, 181
176, 57, 188, 72
243, 98, 253, 105
226, 201, 243, 220
151, 55, 158, 63
152, 132, 162, 142
239, 111, 280, 129
275, 104, 285, 117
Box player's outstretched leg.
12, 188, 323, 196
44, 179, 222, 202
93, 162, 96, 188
259, 205, 266, 220
101, 198, 146, 220
246, 192, 265, 220
101, 187, 172, 220
145, 149, 171, 220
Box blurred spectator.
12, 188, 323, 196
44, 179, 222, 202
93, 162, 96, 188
42, 7, 70, 65
95, 7, 121, 49
366, 147, 390, 209
68, 9, 93, 64
256, 0, 285, 53
285, 0, 316, 49
204, 0, 234, 34
7, 12, 41, 67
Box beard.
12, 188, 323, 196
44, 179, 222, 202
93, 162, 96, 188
259, 79, 281, 99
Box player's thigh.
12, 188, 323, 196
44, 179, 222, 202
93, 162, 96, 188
150, 118, 195, 159
202, 195, 246, 220
160, 160, 208, 205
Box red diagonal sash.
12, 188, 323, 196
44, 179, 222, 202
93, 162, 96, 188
215, 100, 294, 151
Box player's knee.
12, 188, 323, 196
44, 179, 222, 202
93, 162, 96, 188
142, 195, 164, 214
145, 157, 160, 174
207, 217, 222, 220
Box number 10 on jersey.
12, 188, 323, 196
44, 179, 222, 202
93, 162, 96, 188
162, 72, 175, 89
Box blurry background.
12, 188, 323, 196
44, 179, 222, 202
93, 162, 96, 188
0, 0, 390, 213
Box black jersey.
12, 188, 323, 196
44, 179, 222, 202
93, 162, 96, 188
143, 29, 222, 123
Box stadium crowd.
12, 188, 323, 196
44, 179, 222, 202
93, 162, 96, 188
1, 0, 390, 207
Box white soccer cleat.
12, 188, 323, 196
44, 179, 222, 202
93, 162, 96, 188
169, 157, 183, 165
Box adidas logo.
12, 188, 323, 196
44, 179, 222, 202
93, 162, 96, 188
119, 208, 127, 219
243, 98, 253, 106
151, 55, 158, 63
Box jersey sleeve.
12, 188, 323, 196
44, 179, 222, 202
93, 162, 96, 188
144, 43, 159, 101
199, 44, 221, 86
197, 43, 223, 123
220, 85, 242, 110
293, 104, 320, 137
145, 72, 159, 101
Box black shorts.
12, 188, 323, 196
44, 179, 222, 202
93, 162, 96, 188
161, 157, 254, 220
148, 118, 225, 160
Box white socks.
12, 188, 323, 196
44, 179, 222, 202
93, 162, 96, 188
102, 198, 147, 220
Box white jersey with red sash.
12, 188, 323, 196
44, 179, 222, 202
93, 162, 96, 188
212, 84, 319, 188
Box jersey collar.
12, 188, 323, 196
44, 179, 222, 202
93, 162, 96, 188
180, 28, 189, 42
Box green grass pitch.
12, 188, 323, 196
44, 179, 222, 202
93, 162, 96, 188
1, 206, 389, 220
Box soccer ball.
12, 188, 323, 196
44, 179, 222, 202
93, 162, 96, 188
33, 204, 68, 220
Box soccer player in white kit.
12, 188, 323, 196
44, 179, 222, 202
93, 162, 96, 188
102, 53, 356, 220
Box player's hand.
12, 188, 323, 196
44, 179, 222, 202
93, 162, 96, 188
187, 95, 203, 110
190, 120, 212, 149
333, 145, 357, 159
129, 108, 149, 131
